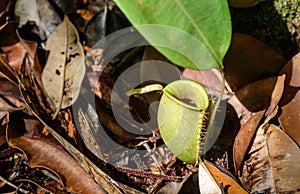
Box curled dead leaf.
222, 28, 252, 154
233, 110, 265, 175
228, 75, 285, 126
7, 122, 106, 194
279, 52, 300, 146
241, 124, 300, 193
198, 161, 247, 194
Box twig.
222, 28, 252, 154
113, 166, 182, 182
0, 175, 31, 194
143, 143, 163, 173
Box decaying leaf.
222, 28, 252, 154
266, 126, 300, 193
241, 124, 300, 193
0, 78, 25, 120
77, 105, 104, 160
0, 95, 25, 120
224, 33, 287, 92
84, 6, 125, 47
228, 75, 285, 126
279, 52, 300, 146
156, 174, 192, 194
77, 9, 95, 22
42, 15, 85, 118
140, 46, 181, 85
0, 55, 19, 85
198, 161, 247, 194
182, 68, 227, 98
6, 119, 105, 194
87, 71, 115, 106
15, 0, 61, 41
18, 56, 142, 194
233, 110, 265, 175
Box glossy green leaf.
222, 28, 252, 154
114, 0, 231, 70
157, 80, 209, 164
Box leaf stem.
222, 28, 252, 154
126, 84, 164, 96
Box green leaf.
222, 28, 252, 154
157, 80, 209, 164
114, 0, 231, 70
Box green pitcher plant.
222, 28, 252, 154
128, 79, 212, 165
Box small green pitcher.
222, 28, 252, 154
158, 80, 209, 165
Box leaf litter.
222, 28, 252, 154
0, 0, 299, 193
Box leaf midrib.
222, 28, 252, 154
173, 0, 222, 67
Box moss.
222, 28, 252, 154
231, 0, 299, 59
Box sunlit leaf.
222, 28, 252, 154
198, 161, 248, 194
114, 0, 231, 70
266, 125, 300, 193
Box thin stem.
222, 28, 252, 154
0, 175, 31, 194
126, 84, 164, 96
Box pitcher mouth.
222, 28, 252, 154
163, 80, 209, 111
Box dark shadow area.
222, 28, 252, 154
205, 103, 240, 173
231, 0, 299, 59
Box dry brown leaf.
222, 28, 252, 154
18, 51, 142, 193
0, 78, 20, 96
241, 124, 300, 193
266, 126, 300, 193
6, 121, 105, 194
158, 182, 187, 194
182, 68, 226, 98
42, 15, 85, 118
233, 110, 265, 175
224, 33, 287, 91
77, 105, 104, 160
0, 95, 25, 112
228, 75, 285, 126
87, 71, 116, 106
198, 161, 247, 194
0, 54, 19, 85
265, 75, 285, 116
240, 123, 274, 192
76, 9, 96, 21
140, 46, 181, 84
95, 97, 139, 146
15, 0, 61, 41
279, 52, 300, 146
0, 77, 25, 120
